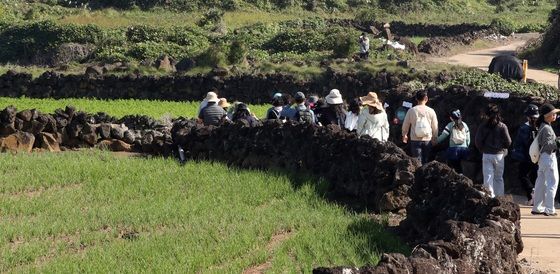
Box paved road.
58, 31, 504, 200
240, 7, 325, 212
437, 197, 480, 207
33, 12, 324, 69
514, 195, 560, 273
430, 40, 559, 88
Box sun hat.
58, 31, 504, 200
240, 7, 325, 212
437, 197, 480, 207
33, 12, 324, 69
205, 91, 219, 103
360, 92, 383, 110
294, 91, 306, 100
524, 104, 539, 118
326, 89, 343, 105
218, 98, 231, 108
539, 103, 560, 116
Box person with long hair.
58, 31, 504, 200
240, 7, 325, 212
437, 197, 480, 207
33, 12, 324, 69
232, 103, 258, 127
531, 103, 560, 216
475, 104, 512, 198
345, 98, 361, 132
356, 92, 389, 142
436, 109, 470, 173
319, 89, 347, 127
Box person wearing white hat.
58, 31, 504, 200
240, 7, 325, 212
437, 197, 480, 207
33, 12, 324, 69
198, 91, 227, 126
319, 89, 346, 127
356, 92, 389, 142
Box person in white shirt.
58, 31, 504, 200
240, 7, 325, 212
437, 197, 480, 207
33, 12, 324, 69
356, 92, 389, 142
344, 98, 361, 132
358, 33, 370, 60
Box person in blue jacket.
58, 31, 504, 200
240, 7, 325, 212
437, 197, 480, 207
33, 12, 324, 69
511, 104, 539, 204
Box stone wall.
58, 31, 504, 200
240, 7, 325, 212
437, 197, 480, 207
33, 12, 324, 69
0, 69, 441, 104
314, 162, 522, 274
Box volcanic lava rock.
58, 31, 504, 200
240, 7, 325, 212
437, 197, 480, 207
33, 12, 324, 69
0, 131, 35, 153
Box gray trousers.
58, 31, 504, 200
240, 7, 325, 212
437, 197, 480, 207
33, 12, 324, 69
482, 153, 505, 198
532, 153, 559, 214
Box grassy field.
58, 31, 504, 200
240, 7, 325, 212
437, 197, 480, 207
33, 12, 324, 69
0, 151, 409, 273
0, 97, 270, 119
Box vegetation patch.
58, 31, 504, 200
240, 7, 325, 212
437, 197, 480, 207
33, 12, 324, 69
0, 151, 408, 272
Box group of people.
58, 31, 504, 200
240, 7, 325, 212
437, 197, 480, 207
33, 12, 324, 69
197, 89, 559, 216
198, 89, 390, 142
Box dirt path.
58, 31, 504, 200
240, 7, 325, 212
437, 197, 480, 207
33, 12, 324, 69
430, 39, 559, 88
513, 195, 560, 273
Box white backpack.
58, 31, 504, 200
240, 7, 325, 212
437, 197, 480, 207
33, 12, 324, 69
415, 109, 432, 138
529, 128, 544, 164
450, 123, 467, 145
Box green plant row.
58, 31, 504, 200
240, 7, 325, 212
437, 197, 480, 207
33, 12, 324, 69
0, 18, 364, 66
445, 69, 559, 100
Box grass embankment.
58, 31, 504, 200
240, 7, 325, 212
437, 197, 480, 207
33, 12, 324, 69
0, 151, 409, 272
0, 97, 269, 119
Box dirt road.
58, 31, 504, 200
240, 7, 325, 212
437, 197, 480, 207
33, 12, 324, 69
513, 195, 560, 273
430, 40, 559, 88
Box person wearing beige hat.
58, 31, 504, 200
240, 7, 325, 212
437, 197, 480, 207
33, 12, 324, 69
532, 103, 560, 216
319, 89, 347, 127
198, 91, 227, 126
356, 92, 389, 142
218, 98, 231, 110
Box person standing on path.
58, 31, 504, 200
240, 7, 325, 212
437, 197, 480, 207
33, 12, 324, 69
475, 104, 512, 198
511, 104, 540, 204
532, 103, 560, 216
358, 33, 370, 60
436, 109, 470, 174
402, 90, 438, 164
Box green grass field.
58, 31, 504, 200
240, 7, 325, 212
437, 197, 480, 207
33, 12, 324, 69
0, 97, 270, 120
0, 151, 409, 273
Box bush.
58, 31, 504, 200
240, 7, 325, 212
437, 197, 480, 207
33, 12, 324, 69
127, 41, 190, 60
331, 33, 358, 58
490, 18, 515, 35
196, 44, 228, 67
0, 20, 103, 62
264, 29, 326, 53
228, 39, 247, 64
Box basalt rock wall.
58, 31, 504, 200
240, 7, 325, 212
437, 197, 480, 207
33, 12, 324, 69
0, 70, 443, 104
314, 162, 523, 274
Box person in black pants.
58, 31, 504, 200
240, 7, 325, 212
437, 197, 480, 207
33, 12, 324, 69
511, 104, 539, 204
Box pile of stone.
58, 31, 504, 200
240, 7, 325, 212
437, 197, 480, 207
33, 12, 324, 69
314, 162, 522, 273
0, 106, 173, 154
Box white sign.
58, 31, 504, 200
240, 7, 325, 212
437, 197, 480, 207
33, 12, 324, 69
483, 92, 510, 99
402, 101, 413, 108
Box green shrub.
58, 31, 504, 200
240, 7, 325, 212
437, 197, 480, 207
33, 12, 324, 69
447, 69, 558, 99
490, 18, 515, 35
264, 29, 326, 53
127, 41, 189, 60
126, 25, 168, 43
331, 33, 358, 58
195, 44, 228, 67
229, 23, 280, 48
0, 20, 103, 62
228, 39, 248, 64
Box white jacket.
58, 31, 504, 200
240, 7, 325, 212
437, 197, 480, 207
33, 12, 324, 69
356, 108, 389, 142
